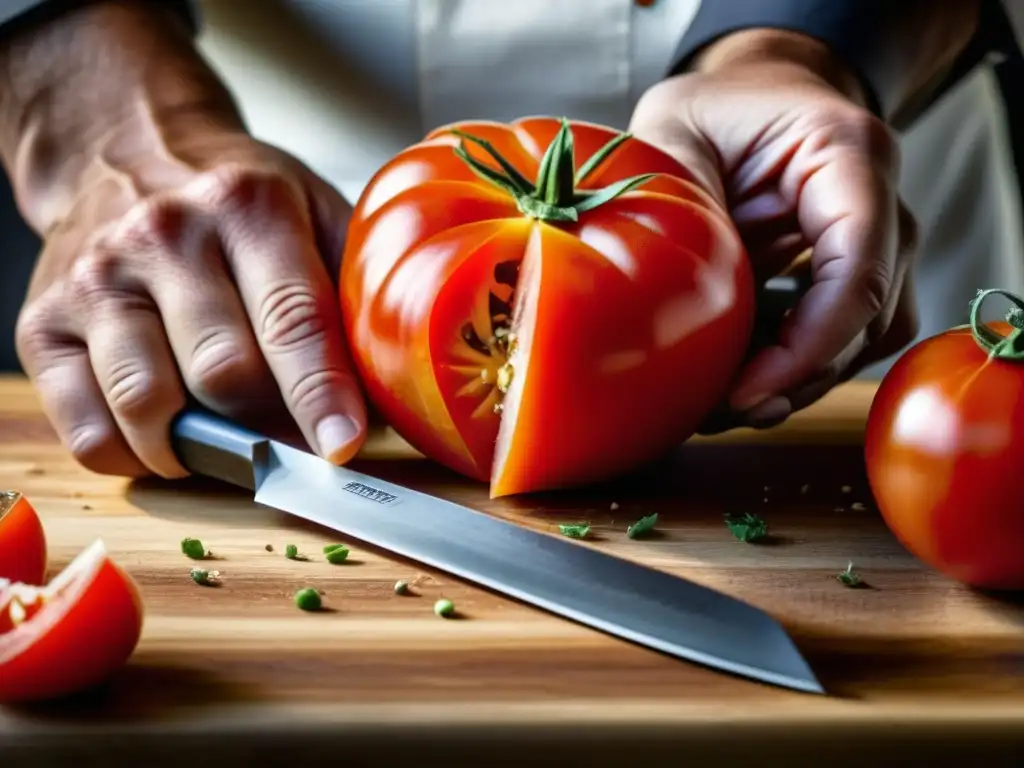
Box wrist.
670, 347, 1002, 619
0, 0, 245, 233
693, 28, 870, 109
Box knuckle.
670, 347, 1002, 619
104, 359, 171, 421
257, 280, 328, 352
68, 246, 126, 304
201, 163, 300, 214
14, 302, 54, 363
120, 197, 188, 250
855, 261, 892, 317
66, 423, 133, 476
187, 329, 265, 401
822, 108, 898, 171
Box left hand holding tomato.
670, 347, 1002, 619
629, 29, 920, 432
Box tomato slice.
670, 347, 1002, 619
0, 539, 144, 703
0, 491, 48, 586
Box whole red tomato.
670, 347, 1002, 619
865, 288, 1024, 590
341, 117, 754, 497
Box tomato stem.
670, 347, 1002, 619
448, 118, 656, 223
968, 288, 1024, 360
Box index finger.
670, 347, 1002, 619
190, 166, 367, 463
727, 117, 900, 411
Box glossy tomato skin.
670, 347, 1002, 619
341, 117, 754, 496
865, 322, 1024, 590
0, 491, 47, 585
0, 542, 145, 702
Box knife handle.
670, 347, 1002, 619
170, 408, 268, 491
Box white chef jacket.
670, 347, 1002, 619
0, 1, 970, 382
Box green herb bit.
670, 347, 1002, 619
323, 544, 347, 554
190, 568, 220, 587
181, 537, 208, 560
558, 522, 591, 539
434, 598, 455, 618
325, 546, 350, 564
394, 579, 409, 595
284, 544, 309, 561
836, 562, 862, 588
626, 513, 658, 539
295, 587, 322, 611
724, 512, 768, 543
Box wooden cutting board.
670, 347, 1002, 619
0, 374, 1021, 766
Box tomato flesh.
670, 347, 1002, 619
865, 321, 1024, 590
0, 539, 144, 702
342, 117, 754, 497
0, 491, 48, 586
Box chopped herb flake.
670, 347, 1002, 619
434, 598, 455, 617
190, 568, 220, 586
626, 513, 658, 539
325, 546, 350, 564
323, 544, 347, 554
725, 512, 768, 543
284, 544, 309, 561
181, 537, 208, 560
295, 587, 322, 611
558, 522, 591, 539
836, 562, 862, 587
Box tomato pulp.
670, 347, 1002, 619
341, 117, 754, 497
865, 288, 1024, 590
0, 490, 47, 585
0, 539, 145, 703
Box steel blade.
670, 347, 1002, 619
253, 439, 823, 694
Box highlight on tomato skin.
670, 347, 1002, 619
864, 288, 1024, 591
0, 490, 48, 586
0, 538, 145, 703
340, 115, 755, 498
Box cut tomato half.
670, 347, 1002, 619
0, 490, 47, 586
0, 538, 144, 703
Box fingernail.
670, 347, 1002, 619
731, 390, 770, 411
744, 396, 791, 429
315, 414, 362, 464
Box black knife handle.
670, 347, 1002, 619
170, 408, 269, 491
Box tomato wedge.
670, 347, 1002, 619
0, 490, 47, 586
341, 117, 754, 497
0, 538, 145, 703
865, 288, 1024, 590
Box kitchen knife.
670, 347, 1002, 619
169, 408, 823, 695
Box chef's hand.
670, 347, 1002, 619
630, 29, 922, 432
3, 1, 367, 478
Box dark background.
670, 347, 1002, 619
1, 59, 1023, 374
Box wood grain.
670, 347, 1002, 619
0, 374, 1021, 766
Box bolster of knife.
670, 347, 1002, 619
170, 409, 269, 491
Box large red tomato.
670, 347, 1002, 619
341, 117, 754, 497
865, 288, 1024, 590
0, 538, 145, 703
0, 490, 47, 586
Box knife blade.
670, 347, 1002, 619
170, 409, 823, 695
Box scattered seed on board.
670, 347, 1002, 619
851, 502, 866, 511
610, 502, 619, 511
841, 485, 852, 494
434, 598, 455, 617
394, 580, 409, 595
